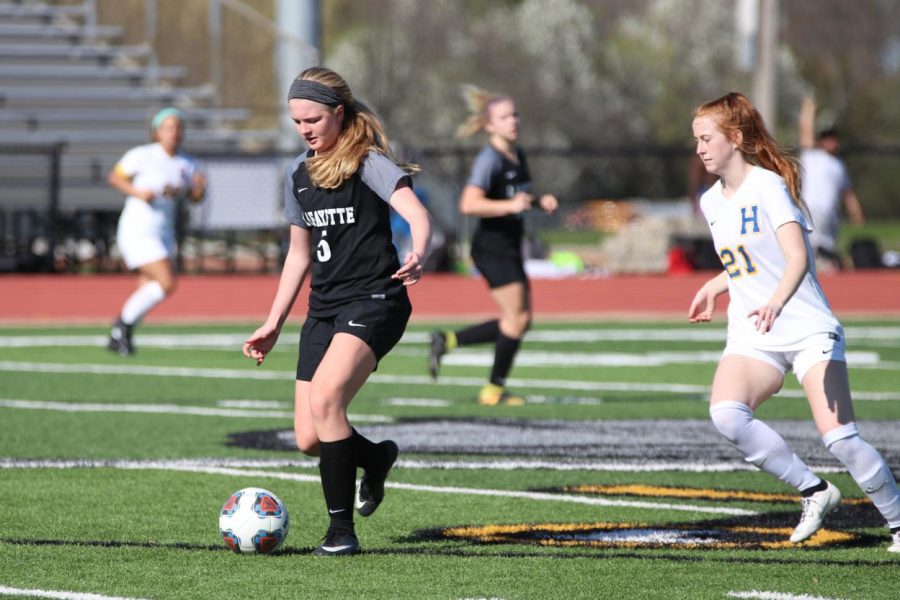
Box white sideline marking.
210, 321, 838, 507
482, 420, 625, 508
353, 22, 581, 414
0, 399, 391, 423
217, 399, 287, 409
726, 591, 846, 600
2, 325, 899, 348
394, 346, 896, 371
2, 361, 899, 401
385, 398, 452, 407
0, 333, 892, 369
1, 457, 848, 474
99, 463, 765, 516
0, 585, 149, 600
0, 459, 756, 515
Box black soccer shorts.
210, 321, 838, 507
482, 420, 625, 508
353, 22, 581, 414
296, 297, 412, 381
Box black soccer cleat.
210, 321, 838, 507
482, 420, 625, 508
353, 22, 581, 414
312, 529, 360, 556
107, 319, 135, 356
428, 331, 447, 380
355, 440, 399, 517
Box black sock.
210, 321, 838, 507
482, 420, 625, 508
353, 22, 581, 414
351, 428, 384, 475
113, 319, 134, 334
490, 333, 522, 386
318, 435, 356, 532
455, 320, 500, 346
800, 479, 828, 498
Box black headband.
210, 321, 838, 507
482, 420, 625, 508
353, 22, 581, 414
287, 79, 344, 107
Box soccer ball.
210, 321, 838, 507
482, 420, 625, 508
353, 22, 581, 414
219, 487, 289, 555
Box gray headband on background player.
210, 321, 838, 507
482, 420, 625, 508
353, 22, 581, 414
288, 79, 344, 107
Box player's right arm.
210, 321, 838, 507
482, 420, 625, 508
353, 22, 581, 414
688, 270, 729, 323
459, 184, 531, 217
798, 96, 816, 150
243, 224, 311, 365
842, 188, 865, 225
107, 163, 155, 202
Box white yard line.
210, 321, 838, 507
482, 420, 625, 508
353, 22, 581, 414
2, 361, 900, 401
0, 586, 149, 600
0, 398, 391, 423
1, 326, 898, 348
726, 591, 847, 600
413, 349, 880, 369
0, 457, 848, 475
0, 459, 756, 516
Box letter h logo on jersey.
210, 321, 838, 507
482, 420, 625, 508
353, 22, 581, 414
739, 206, 760, 235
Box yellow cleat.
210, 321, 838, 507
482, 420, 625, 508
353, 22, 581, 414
478, 384, 525, 406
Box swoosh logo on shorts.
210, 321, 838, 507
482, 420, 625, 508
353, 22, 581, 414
348, 320, 366, 328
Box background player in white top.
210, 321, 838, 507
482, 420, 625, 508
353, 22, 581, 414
106, 108, 206, 355
428, 86, 557, 406
798, 96, 865, 272
688, 92, 899, 552
243, 67, 431, 556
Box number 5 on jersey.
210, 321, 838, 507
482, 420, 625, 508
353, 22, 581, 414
317, 230, 332, 262
720, 245, 757, 278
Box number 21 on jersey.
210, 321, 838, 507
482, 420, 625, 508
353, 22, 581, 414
720, 245, 757, 278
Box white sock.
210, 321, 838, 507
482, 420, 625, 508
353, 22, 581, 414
120, 281, 166, 326
825, 423, 900, 529
710, 401, 821, 491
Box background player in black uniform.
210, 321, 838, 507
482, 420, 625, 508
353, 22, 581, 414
429, 86, 557, 405
242, 67, 431, 556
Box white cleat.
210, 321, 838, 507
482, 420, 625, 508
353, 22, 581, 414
888, 530, 900, 553
790, 481, 842, 543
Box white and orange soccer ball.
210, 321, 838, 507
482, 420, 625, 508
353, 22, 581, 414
219, 487, 289, 555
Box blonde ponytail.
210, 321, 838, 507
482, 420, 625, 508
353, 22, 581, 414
455, 84, 510, 139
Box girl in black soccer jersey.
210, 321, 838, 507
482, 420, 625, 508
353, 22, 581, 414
243, 67, 431, 556
429, 86, 557, 406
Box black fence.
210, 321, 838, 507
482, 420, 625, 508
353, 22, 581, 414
1, 143, 897, 274
0, 143, 64, 272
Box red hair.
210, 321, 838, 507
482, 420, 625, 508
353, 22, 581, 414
694, 92, 807, 213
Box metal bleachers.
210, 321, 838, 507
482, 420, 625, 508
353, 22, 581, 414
0, 0, 279, 212
0, 21, 123, 41
0, 107, 251, 128
0, 0, 282, 272
0, 62, 187, 84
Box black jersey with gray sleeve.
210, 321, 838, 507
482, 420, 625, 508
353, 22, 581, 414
468, 144, 531, 243
283, 150, 411, 317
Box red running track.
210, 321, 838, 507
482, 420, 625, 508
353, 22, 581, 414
3, 271, 900, 324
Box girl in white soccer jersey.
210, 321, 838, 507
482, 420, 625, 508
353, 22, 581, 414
428, 86, 558, 406
106, 108, 207, 355
688, 92, 900, 552
243, 67, 431, 556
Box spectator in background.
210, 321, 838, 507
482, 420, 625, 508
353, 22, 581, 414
106, 108, 206, 356
799, 96, 865, 272
427, 85, 558, 406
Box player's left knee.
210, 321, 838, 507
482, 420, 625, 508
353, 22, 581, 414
822, 422, 860, 454
160, 278, 177, 295
822, 423, 891, 489
294, 430, 320, 456
509, 311, 531, 336
308, 389, 347, 425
